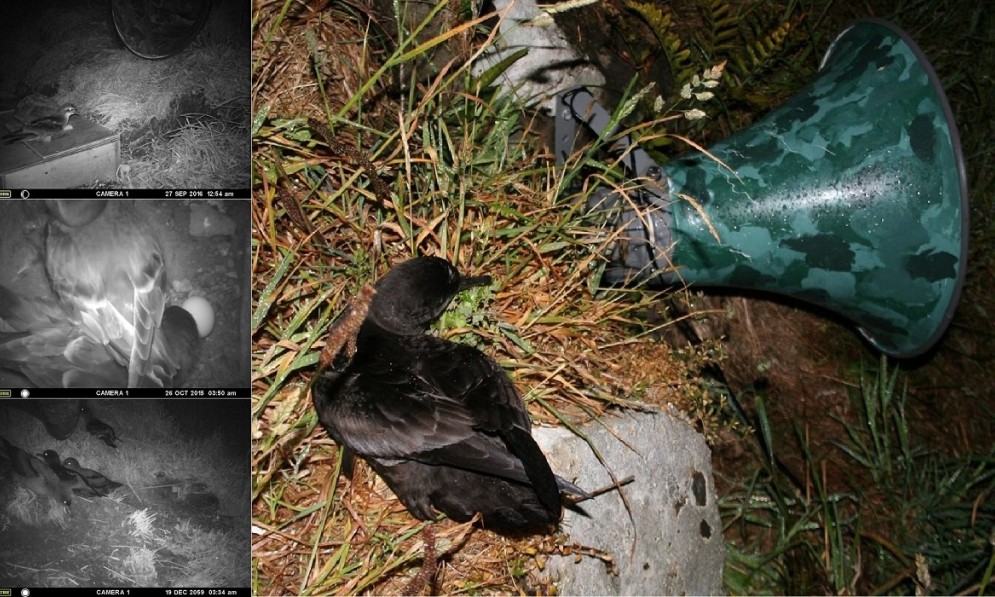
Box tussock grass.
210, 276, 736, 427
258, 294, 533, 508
721, 357, 995, 595
250, 0, 724, 593
6, 487, 71, 529
121, 547, 157, 586
127, 509, 157, 540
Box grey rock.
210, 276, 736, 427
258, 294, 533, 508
471, 0, 605, 114
534, 410, 725, 595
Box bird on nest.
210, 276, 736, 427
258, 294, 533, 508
0, 200, 214, 388
0, 436, 72, 512
80, 403, 119, 448
37, 449, 78, 483
62, 456, 123, 497
38, 450, 119, 498
2, 104, 77, 145
312, 256, 589, 534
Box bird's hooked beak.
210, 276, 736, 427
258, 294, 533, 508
459, 274, 492, 291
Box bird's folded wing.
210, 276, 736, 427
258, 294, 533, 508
126, 251, 166, 387
0, 284, 64, 332
63, 336, 128, 387
330, 374, 539, 486
413, 341, 535, 432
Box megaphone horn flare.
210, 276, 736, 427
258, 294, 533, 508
560, 19, 968, 358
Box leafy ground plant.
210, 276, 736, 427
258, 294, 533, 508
722, 357, 995, 595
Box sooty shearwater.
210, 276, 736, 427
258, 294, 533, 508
312, 256, 588, 533
37, 449, 78, 483
80, 403, 119, 448
62, 457, 123, 496
1, 436, 73, 511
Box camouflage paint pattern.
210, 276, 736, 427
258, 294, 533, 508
658, 19, 967, 357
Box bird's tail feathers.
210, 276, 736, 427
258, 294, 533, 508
2, 133, 31, 145
504, 427, 563, 515
555, 475, 591, 499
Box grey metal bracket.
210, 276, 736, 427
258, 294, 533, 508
555, 87, 676, 283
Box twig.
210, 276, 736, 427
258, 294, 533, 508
307, 118, 391, 210
401, 525, 437, 596
319, 285, 377, 371
571, 475, 635, 502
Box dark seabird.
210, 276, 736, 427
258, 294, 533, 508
37, 449, 78, 483
44, 199, 168, 387
62, 457, 123, 496
0, 200, 214, 388
0, 436, 72, 511
313, 256, 588, 533
40, 451, 105, 497
80, 403, 119, 448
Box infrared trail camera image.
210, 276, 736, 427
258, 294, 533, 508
0, 0, 249, 189
0, 200, 251, 391
0, 399, 249, 588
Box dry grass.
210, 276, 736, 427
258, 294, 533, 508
6, 487, 71, 529
250, 0, 724, 594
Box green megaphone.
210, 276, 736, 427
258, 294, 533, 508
559, 19, 968, 358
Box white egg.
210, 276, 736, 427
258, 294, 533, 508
182, 296, 215, 338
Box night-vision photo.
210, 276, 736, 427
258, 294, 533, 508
0, 199, 251, 391
0, 0, 249, 189
0, 399, 249, 588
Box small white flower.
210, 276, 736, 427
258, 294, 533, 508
694, 91, 714, 101
680, 83, 692, 99
704, 61, 727, 80
684, 108, 707, 120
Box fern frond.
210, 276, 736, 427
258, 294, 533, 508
626, 0, 695, 84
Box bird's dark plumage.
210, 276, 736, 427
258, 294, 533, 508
313, 256, 587, 533
0, 436, 72, 510
157, 304, 203, 385
80, 403, 118, 448
39, 450, 104, 497
62, 457, 123, 496
37, 449, 78, 483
